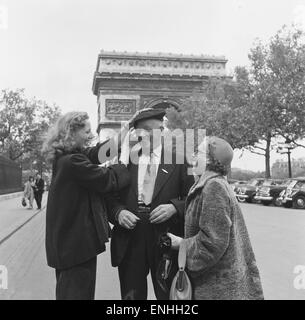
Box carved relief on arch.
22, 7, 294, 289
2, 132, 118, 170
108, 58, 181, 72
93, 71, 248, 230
105, 99, 136, 120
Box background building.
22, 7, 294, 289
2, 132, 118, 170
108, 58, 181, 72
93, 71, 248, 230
92, 51, 228, 139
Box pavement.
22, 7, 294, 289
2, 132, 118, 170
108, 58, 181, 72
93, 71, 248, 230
0, 191, 23, 202
0, 194, 47, 246
0, 196, 304, 300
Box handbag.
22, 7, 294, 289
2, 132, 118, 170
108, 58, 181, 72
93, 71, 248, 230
21, 197, 27, 207
169, 240, 192, 300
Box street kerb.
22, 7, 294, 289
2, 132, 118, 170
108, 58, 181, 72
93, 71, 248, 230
0, 204, 47, 246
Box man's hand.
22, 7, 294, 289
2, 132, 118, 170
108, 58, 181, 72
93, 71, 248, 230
149, 204, 177, 224
167, 233, 183, 250
118, 210, 140, 229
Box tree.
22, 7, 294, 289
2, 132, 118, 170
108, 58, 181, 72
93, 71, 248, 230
245, 40, 280, 178
0, 88, 61, 170
0, 89, 36, 160
244, 25, 305, 177
166, 70, 259, 151
267, 26, 305, 148
166, 25, 305, 178
22, 99, 61, 174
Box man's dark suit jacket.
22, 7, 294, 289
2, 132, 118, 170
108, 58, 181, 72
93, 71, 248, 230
45, 143, 130, 270
107, 147, 194, 267
35, 178, 45, 194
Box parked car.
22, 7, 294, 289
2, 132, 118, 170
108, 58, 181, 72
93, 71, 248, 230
229, 180, 248, 193
278, 177, 305, 209
254, 179, 291, 206
234, 178, 266, 203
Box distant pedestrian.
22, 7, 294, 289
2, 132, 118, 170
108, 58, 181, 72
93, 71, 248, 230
34, 173, 45, 210
23, 176, 35, 209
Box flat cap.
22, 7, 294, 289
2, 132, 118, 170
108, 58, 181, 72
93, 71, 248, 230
131, 108, 166, 128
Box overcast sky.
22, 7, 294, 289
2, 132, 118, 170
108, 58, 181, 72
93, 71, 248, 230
1, 0, 305, 171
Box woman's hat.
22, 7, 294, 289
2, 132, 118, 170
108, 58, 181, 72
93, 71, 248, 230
208, 136, 234, 166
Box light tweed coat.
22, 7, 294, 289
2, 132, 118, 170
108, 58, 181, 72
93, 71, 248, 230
183, 171, 264, 300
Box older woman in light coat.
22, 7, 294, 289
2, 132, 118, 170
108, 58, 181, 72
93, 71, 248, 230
168, 136, 264, 300
23, 176, 35, 209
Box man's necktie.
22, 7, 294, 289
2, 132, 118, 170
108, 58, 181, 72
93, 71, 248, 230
141, 153, 157, 205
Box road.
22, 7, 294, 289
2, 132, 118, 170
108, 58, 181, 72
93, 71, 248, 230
0, 200, 304, 300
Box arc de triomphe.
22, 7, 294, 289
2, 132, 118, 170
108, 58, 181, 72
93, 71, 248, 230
92, 51, 228, 139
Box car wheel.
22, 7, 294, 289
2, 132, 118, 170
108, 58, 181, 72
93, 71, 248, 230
273, 197, 282, 207
262, 200, 271, 206
283, 202, 292, 208
237, 196, 246, 203
293, 195, 305, 210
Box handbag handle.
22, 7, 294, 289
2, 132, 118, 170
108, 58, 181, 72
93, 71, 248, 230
177, 241, 187, 291
178, 240, 187, 271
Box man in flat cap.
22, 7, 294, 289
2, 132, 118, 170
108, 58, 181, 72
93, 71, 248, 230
106, 108, 194, 300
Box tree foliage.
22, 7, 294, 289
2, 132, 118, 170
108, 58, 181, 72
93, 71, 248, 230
166, 68, 260, 151
0, 88, 61, 171
244, 25, 305, 176
167, 25, 305, 178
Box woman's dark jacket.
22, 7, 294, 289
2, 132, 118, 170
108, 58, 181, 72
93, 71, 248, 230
45, 143, 130, 270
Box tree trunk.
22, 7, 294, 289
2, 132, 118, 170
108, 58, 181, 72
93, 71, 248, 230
265, 134, 271, 178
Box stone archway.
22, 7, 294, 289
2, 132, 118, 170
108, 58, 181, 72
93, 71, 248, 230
93, 51, 229, 138
143, 97, 181, 111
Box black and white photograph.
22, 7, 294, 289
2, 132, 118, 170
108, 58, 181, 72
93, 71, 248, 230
0, 0, 305, 304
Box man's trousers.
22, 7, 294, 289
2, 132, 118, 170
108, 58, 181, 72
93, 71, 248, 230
118, 210, 178, 300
